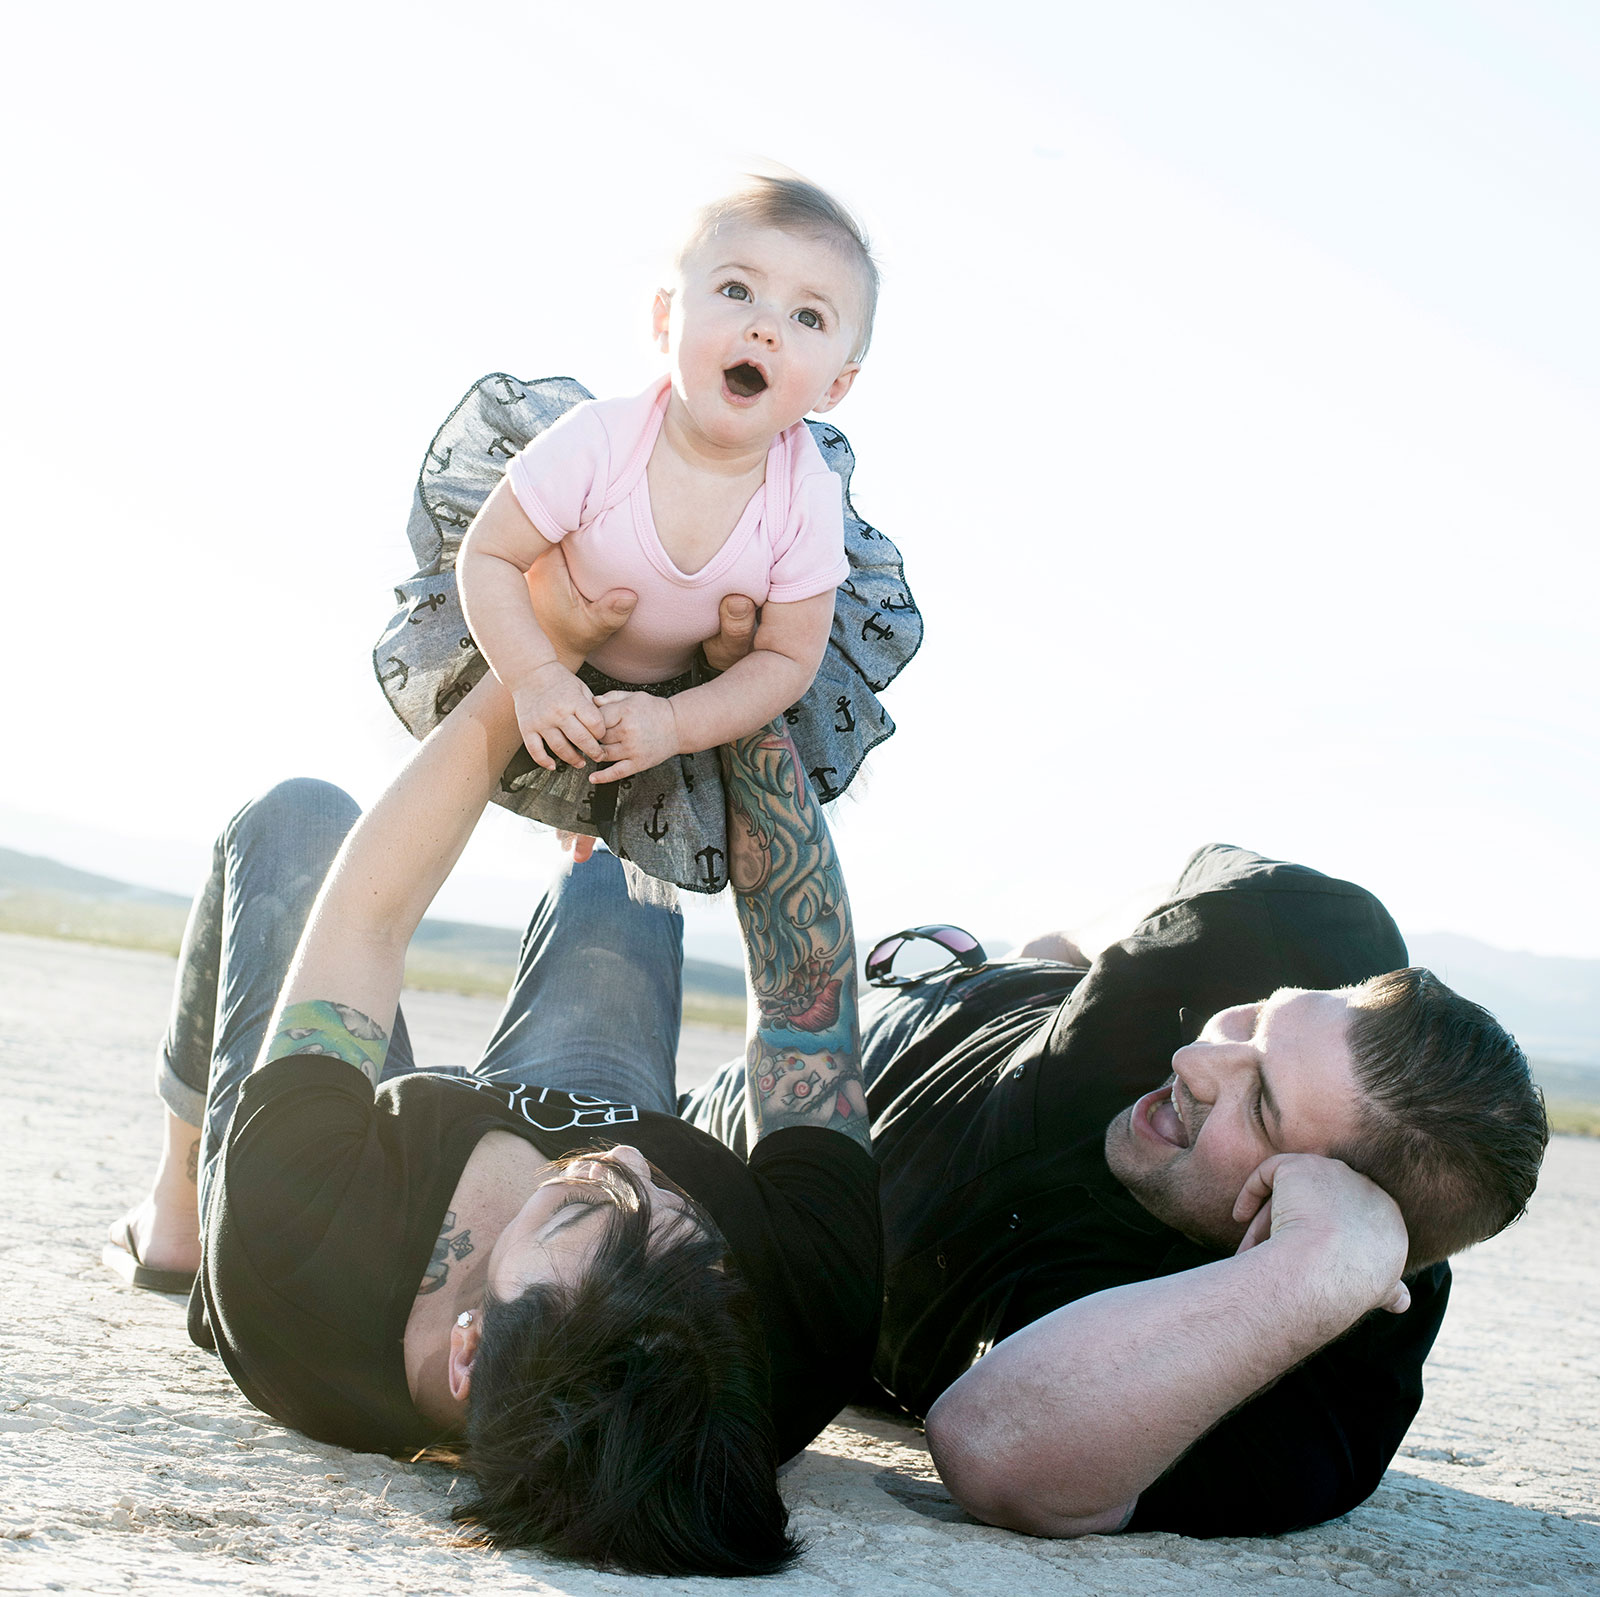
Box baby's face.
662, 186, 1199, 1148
655, 223, 863, 451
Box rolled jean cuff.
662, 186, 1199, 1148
155, 1046, 207, 1128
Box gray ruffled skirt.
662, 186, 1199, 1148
373, 373, 922, 898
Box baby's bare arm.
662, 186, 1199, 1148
674, 591, 834, 750
458, 477, 561, 684
458, 478, 606, 768
591, 592, 834, 783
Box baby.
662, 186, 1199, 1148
462, 177, 872, 780
375, 177, 920, 896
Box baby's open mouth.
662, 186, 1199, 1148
724, 363, 767, 398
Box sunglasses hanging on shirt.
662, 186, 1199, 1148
865, 924, 988, 988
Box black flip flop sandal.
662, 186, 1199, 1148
101, 1222, 197, 1295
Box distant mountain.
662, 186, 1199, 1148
1407, 932, 1600, 1069
4, 845, 1594, 1065
0, 846, 188, 906
0, 844, 746, 998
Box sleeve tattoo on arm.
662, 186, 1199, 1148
259, 999, 391, 1088
722, 721, 869, 1151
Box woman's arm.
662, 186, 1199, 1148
257, 569, 639, 1086
257, 674, 526, 1082
591, 592, 834, 783
720, 719, 869, 1152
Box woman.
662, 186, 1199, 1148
101, 575, 880, 1576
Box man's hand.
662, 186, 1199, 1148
555, 829, 598, 863
591, 691, 680, 782
927, 1150, 1416, 1537
1234, 1152, 1411, 1314
512, 663, 607, 771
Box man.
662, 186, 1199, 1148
685, 842, 1548, 1538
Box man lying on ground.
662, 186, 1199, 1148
687, 841, 1547, 1538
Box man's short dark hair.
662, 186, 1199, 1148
451, 1162, 800, 1575
1337, 967, 1548, 1272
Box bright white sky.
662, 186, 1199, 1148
6, 1, 1598, 962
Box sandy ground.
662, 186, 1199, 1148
2, 931, 1596, 1596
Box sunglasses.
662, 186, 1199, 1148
865, 924, 988, 988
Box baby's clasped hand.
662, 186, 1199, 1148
512, 663, 607, 770
592, 691, 681, 783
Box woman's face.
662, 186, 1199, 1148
484, 1145, 700, 1300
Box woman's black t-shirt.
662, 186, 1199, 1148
188, 1056, 882, 1463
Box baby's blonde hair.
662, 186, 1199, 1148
676, 175, 880, 362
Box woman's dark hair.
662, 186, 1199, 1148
451, 1156, 801, 1575
1338, 967, 1549, 1272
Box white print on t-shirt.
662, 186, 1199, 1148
454, 1077, 641, 1132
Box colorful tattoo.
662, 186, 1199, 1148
261, 999, 390, 1088
721, 722, 869, 1150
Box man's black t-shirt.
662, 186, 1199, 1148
188, 1059, 881, 1464
865, 844, 1451, 1538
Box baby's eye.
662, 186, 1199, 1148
719, 281, 751, 302
794, 307, 824, 330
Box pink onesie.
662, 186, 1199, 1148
505, 376, 849, 684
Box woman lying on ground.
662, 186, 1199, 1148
102, 569, 880, 1576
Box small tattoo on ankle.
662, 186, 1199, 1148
185, 1139, 200, 1185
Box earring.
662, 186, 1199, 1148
456, 1310, 474, 1328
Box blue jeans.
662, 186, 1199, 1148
156, 778, 685, 1226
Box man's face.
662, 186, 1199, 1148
1103, 988, 1367, 1250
